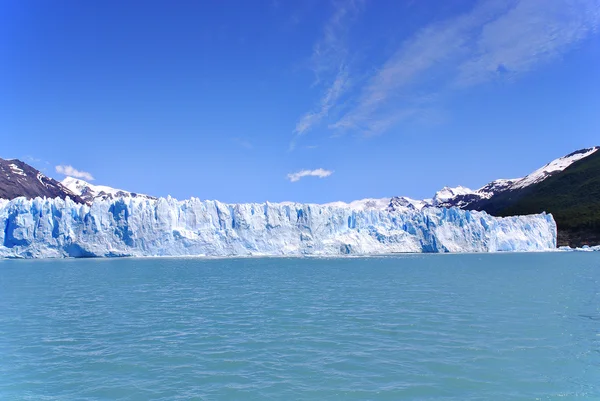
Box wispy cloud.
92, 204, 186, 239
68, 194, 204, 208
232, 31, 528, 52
329, 0, 599, 136
55, 165, 95, 181
310, 0, 360, 83
232, 137, 253, 149
455, 0, 600, 87
293, 66, 349, 136
290, 0, 363, 149
287, 168, 333, 182
24, 155, 41, 163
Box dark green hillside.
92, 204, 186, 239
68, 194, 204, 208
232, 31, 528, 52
496, 150, 600, 247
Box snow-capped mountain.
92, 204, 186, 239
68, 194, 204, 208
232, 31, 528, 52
393, 147, 600, 211
475, 178, 521, 199
0, 159, 153, 205
476, 147, 596, 205
0, 145, 596, 257
2, 146, 597, 214
61, 177, 155, 203
431, 186, 477, 207
0, 158, 84, 203
510, 147, 599, 190
426, 179, 522, 209
386, 196, 431, 211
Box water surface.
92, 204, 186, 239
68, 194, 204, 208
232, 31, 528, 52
1, 253, 599, 400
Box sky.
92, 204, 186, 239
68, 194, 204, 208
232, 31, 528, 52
1, 0, 599, 203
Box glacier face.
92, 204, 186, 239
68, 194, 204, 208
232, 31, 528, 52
0, 196, 557, 259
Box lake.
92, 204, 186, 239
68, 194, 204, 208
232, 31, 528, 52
1, 253, 599, 400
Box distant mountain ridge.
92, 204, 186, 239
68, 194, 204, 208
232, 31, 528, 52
384, 146, 598, 247
1, 146, 598, 246
481, 148, 600, 247
384, 147, 599, 215
0, 158, 84, 203
427, 147, 599, 210
423, 147, 600, 247
61, 177, 155, 203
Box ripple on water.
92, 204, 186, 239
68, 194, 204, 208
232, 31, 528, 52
0, 253, 599, 400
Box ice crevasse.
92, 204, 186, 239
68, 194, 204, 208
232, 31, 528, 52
0, 196, 557, 258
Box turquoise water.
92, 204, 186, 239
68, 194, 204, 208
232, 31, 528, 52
0, 254, 599, 400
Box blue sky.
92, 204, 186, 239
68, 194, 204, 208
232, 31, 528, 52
1, 0, 599, 203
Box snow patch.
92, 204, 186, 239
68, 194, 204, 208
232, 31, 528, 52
511, 147, 598, 190
433, 186, 474, 205
428, 147, 598, 208
387, 196, 431, 211
61, 177, 153, 202
36, 172, 50, 188
9, 164, 26, 177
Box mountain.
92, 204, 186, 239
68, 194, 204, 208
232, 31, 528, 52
1, 147, 597, 249
483, 149, 600, 247
0, 158, 84, 203
384, 146, 599, 246
432, 147, 599, 209
431, 186, 478, 208
386, 196, 431, 211
0, 196, 556, 258
419, 146, 599, 247
61, 177, 155, 203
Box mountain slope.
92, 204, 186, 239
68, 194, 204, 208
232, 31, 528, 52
385, 146, 600, 246
0, 158, 84, 203
493, 149, 600, 247
434, 147, 598, 209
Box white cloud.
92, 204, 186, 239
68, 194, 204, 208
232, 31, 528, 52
287, 168, 333, 182
331, 0, 599, 136
55, 165, 94, 181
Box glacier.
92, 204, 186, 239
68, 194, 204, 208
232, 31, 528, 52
0, 196, 557, 259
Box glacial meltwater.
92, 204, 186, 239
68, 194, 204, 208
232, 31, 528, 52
1, 253, 599, 400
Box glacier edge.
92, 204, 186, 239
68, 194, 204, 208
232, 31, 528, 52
0, 196, 557, 259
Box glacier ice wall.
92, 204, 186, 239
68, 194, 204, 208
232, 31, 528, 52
0, 196, 557, 258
